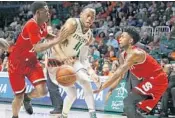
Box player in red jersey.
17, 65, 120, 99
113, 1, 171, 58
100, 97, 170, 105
94, 28, 168, 118
6, 2, 61, 118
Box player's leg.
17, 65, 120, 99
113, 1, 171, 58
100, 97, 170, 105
123, 91, 147, 118
27, 64, 48, 97
46, 70, 63, 114
76, 72, 97, 118
12, 93, 24, 118
61, 85, 77, 118
9, 72, 26, 118
24, 64, 48, 114
73, 60, 97, 118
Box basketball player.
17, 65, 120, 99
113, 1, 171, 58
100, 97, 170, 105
94, 28, 168, 118
46, 7, 99, 118
6, 2, 61, 118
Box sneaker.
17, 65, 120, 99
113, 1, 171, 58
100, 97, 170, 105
23, 94, 33, 115
90, 112, 97, 118
50, 109, 62, 114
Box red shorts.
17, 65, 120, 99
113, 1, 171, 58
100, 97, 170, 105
133, 73, 168, 112
8, 61, 45, 94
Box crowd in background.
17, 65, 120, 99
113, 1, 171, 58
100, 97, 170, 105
0, 1, 175, 76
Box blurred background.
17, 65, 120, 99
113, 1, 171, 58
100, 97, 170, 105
0, 1, 175, 76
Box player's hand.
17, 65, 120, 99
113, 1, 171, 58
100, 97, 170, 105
91, 72, 102, 88
93, 84, 102, 94
62, 39, 69, 47
64, 57, 76, 66
105, 90, 112, 103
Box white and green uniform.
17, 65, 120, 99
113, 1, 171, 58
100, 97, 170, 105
47, 18, 96, 116
47, 18, 93, 85
60, 18, 92, 57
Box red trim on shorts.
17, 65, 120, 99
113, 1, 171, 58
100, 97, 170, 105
14, 87, 26, 95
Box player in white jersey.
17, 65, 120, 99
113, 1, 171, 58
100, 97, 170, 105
46, 7, 100, 118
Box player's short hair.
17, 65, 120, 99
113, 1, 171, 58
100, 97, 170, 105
124, 28, 140, 45
30, 1, 48, 14
81, 7, 96, 15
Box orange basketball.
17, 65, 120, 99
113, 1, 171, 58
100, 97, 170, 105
170, 51, 175, 60
56, 65, 77, 86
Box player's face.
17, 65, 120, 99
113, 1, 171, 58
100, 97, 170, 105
38, 5, 50, 22
118, 32, 133, 49
80, 9, 95, 29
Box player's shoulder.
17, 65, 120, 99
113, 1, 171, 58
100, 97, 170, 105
65, 18, 77, 26
25, 19, 38, 28
132, 47, 145, 56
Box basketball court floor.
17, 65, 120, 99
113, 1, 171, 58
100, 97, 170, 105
1, 102, 174, 118
0, 102, 126, 118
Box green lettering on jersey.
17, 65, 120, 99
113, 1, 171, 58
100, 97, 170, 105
74, 41, 83, 51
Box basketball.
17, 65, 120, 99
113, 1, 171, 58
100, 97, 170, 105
56, 65, 77, 86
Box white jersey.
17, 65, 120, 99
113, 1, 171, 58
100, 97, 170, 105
45, 19, 93, 85
60, 18, 92, 57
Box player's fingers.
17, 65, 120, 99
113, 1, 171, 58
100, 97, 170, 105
64, 58, 72, 66
105, 91, 112, 103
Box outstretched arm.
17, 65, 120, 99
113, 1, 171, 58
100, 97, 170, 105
31, 18, 77, 53
94, 50, 144, 93
105, 75, 123, 102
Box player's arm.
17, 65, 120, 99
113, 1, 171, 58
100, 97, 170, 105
104, 53, 125, 100
58, 18, 77, 43
32, 36, 60, 53
45, 33, 56, 39
105, 75, 123, 102
80, 35, 102, 86
50, 18, 77, 61
107, 52, 125, 90
27, 22, 61, 53
86, 33, 95, 46
95, 50, 144, 93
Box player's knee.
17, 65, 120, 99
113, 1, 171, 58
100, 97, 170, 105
39, 87, 48, 96
14, 93, 24, 101
82, 84, 93, 95
35, 83, 48, 97
67, 89, 77, 101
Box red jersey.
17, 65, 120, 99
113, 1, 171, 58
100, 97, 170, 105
9, 18, 48, 67
123, 47, 168, 112
123, 47, 164, 79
